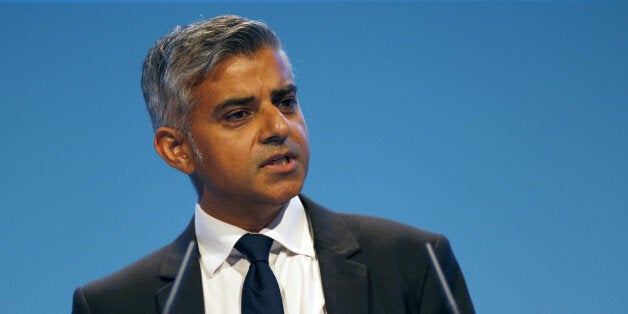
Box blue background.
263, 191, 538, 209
1, 2, 626, 313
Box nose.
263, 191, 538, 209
260, 103, 291, 145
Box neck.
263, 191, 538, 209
198, 195, 288, 233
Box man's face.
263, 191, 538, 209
187, 47, 309, 212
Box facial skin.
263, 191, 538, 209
154, 47, 309, 232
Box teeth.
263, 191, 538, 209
270, 156, 289, 166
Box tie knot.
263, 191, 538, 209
235, 234, 273, 263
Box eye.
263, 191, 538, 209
276, 97, 298, 113
224, 110, 250, 122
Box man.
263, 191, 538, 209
72, 15, 474, 314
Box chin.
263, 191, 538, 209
264, 183, 304, 204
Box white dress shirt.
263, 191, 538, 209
194, 196, 326, 314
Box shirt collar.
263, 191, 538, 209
194, 195, 314, 276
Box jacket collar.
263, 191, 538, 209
153, 195, 369, 314
300, 195, 369, 314
155, 220, 205, 314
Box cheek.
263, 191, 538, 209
293, 123, 310, 163
199, 137, 243, 167
298, 128, 310, 156
222, 136, 260, 169
218, 142, 249, 164
299, 130, 310, 151
292, 117, 309, 142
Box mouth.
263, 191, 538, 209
268, 155, 290, 166
261, 152, 298, 172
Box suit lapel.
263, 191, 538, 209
155, 221, 205, 314
301, 195, 369, 314
152, 197, 369, 314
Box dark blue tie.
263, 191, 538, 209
235, 234, 284, 314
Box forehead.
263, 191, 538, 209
197, 48, 293, 97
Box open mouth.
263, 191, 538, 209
269, 155, 290, 166
261, 152, 297, 171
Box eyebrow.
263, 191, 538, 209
213, 84, 298, 113
214, 96, 256, 113
271, 84, 298, 102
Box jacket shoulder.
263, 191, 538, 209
73, 243, 174, 313
300, 195, 474, 313
337, 212, 444, 246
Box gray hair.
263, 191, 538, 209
141, 15, 283, 134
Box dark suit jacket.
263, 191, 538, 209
73, 195, 474, 313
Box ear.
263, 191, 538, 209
154, 127, 196, 174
